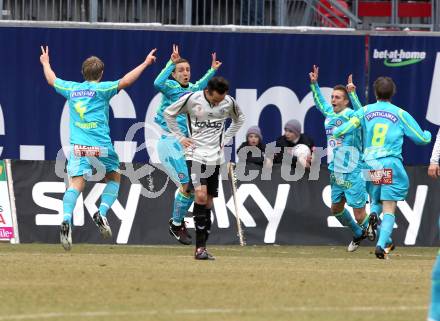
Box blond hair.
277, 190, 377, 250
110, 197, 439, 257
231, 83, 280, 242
81, 56, 104, 81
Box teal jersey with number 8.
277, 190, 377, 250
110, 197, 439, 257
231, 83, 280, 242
334, 101, 431, 161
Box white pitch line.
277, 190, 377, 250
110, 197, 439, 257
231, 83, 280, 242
0, 305, 428, 320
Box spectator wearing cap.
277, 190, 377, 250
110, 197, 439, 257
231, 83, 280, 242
273, 119, 315, 165
237, 126, 266, 166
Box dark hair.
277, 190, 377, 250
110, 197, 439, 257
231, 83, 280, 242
333, 84, 349, 100
374, 76, 396, 100
82, 56, 104, 81
207, 76, 229, 95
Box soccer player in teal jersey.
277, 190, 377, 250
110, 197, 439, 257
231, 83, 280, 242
309, 65, 371, 252
333, 76, 431, 259
346, 77, 394, 254
40, 46, 157, 250
153, 44, 221, 245
428, 128, 440, 321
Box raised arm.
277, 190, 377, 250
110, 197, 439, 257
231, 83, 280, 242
118, 48, 157, 90
346, 74, 363, 111
223, 97, 245, 146
309, 65, 333, 116
398, 109, 431, 145
40, 46, 56, 86
190, 52, 221, 91
153, 44, 180, 91
333, 107, 365, 138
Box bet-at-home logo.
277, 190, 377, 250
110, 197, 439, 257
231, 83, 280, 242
373, 49, 426, 67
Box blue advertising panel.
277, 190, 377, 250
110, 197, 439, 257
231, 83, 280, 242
0, 26, 366, 162
369, 35, 440, 165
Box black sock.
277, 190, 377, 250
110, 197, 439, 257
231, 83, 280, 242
193, 203, 207, 248
205, 207, 212, 242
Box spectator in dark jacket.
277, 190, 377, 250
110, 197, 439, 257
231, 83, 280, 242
237, 126, 265, 166
273, 119, 314, 166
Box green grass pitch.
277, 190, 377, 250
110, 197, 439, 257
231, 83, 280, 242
0, 244, 436, 321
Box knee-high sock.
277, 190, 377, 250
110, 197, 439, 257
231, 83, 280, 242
193, 203, 208, 248
359, 213, 370, 230
172, 191, 194, 225
373, 203, 392, 245
429, 252, 440, 321
370, 202, 382, 216
376, 224, 393, 245
377, 213, 395, 249
99, 181, 120, 217
334, 209, 363, 238
63, 188, 80, 224
205, 207, 212, 242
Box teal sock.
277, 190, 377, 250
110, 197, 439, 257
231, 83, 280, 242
99, 181, 120, 217
172, 191, 194, 225
359, 214, 370, 230
376, 224, 393, 245
63, 188, 80, 224
377, 213, 395, 249
429, 252, 440, 321
370, 203, 382, 216
334, 209, 364, 238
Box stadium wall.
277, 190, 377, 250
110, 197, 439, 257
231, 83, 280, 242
10, 160, 440, 246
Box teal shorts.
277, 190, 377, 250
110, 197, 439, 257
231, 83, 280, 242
364, 156, 409, 202
330, 169, 368, 208
157, 135, 189, 185
67, 144, 120, 178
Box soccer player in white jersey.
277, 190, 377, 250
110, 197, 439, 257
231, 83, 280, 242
164, 77, 245, 260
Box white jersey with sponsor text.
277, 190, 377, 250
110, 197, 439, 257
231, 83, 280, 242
164, 91, 245, 164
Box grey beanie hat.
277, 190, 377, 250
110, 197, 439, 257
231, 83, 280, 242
284, 119, 301, 136
246, 126, 262, 140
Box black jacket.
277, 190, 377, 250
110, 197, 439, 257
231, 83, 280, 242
273, 134, 314, 164
237, 142, 266, 166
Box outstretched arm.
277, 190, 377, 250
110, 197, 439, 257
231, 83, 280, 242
346, 74, 363, 111
309, 65, 333, 116
153, 44, 180, 91
190, 52, 221, 91
398, 109, 431, 145
40, 46, 56, 86
118, 48, 157, 90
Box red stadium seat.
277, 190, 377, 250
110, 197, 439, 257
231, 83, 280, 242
358, 1, 431, 18
317, 0, 350, 28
